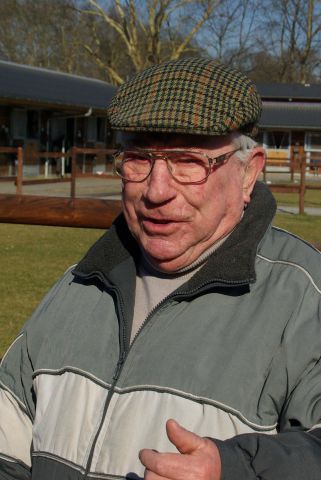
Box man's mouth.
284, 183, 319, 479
145, 218, 175, 224
141, 214, 186, 224
141, 216, 182, 233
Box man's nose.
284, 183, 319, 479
144, 158, 177, 204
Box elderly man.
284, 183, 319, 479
1, 58, 321, 480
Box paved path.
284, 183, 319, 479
0, 177, 122, 198
277, 206, 321, 216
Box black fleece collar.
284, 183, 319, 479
74, 181, 276, 286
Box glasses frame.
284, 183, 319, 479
113, 147, 240, 184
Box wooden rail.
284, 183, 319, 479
268, 185, 300, 193
1, 147, 117, 196
29, 151, 72, 159
0, 147, 20, 153
0, 194, 122, 229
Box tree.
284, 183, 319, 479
1, 0, 321, 85
202, 0, 259, 69
254, 0, 321, 83
80, 0, 220, 84
0, 0, 97, 77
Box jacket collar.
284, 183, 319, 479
73, 181, 276, 286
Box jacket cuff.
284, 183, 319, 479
210, 438, 254, 480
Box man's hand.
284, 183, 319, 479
139, 419, 221, 480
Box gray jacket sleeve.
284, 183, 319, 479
0, 270, 79, 480
216, 429, 321, 480
215, 357, 321, 480
0, 333, 33, 480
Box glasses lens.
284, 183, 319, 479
166, 152, 209, 183
114, 151, 152, 181
114, 150, 210, 183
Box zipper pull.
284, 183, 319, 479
113, 352, 125, 381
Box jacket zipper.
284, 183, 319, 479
79, 271, 249, 478
83, 351, 126, 478
81, 272, 127, 479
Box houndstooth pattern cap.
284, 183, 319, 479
107, 57, 262, 137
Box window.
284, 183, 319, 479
256, 131, 264, 145
11, 109, 27, 139
86, 117, 106, 142
97, 117, 106, 142
86, 117, 97, 142
51, 118, 66, 141
305, 132, 321, 152
27, 110, 40, 139
50, 118, 66, 149
265, 131, 290, 149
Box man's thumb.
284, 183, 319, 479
166, 419, 203, 455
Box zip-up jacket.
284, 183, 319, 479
1, 182, 321, 480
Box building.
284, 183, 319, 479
1, 60, 321, 176
258, 83, 321, 170
0, 61, 116, 176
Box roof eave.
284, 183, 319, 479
0, 96, 107, 114
259, 123, 321, 130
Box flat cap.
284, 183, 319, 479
107, 57, 262, 137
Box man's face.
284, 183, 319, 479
120, 132, 263, 272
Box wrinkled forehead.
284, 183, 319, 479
116, 131, 235, 151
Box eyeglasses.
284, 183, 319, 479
113, 148, 239, 184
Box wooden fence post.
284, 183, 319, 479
289, 146, 294, 182
70, 147, 77, 198
263, 158, 267, 183
16, 147, 23, 195
299, 147, 306, 215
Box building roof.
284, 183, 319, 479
259, 101, 321, 130
257, 83, 321, 101
0, 60, 116, 113
1, 61, 321, 131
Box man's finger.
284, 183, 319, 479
166, 419, 203, 455
139, 449, 189, 479
140, 422, 222, 480
144, 468, 168, 480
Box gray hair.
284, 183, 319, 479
230, 133, 260, 163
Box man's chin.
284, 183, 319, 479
142, 248, 190, 273
137, 236, 194, 271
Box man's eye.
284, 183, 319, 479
124, 153, 150, 163
174, 156, 206, 166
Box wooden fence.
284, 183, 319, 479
0, 146, 320, 228
0, 146, 121, 228
0, 146, 118, 195
70, 147, 116, 198
263, 146, 321, 214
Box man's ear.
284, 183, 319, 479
242, 147, 265, 204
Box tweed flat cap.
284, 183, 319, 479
107, 57, 262, 137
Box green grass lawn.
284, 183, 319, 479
273, 214, 321, 244
273, 189, 321, 208
1, 213, 321, 357
0, 224, 103, 357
